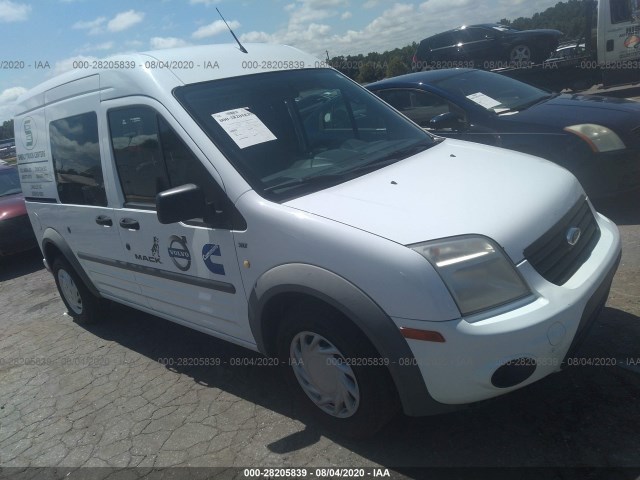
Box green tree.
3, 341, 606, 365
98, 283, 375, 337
0, 119, 14, 141
386, 56, 409, 78
328, 42, 418, 84
499, 0, 589, 40
356, 62, 378, 83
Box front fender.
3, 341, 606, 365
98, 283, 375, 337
248, 263, 455, 416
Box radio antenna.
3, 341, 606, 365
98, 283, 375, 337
216, 8, 248, 54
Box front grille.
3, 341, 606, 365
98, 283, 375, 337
524, 197, 600, 285
631, 125, 640, 139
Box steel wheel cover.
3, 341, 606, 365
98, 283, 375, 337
58, 269, 83, 314
290, 331, 360, 418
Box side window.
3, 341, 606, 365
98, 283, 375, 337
430, 33, 454, 50
376, 90, 413, 112
50, 112, 107, 207
450, 30, 470, 45
377, 89, 463, 128
108, 106, 233, 227
411, 90, 465, 128
467, 28, 494, 41
610, 0, 635, 23
108, 107, 169, 206
157, 116, 227, 213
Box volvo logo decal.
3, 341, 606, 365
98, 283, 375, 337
566, 227, 581, 247
168, 235, 191, 271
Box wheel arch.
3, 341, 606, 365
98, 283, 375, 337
248, 262, 455, 416
41, 228, 101, 298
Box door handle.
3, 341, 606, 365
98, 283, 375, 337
119, 218, 140, 230
95, 215, 113, 227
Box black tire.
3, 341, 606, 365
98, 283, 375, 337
277, 302, 399, 438
52, 257, 105, 324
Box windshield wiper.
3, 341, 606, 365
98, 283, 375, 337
366, 139, 436, 164
263, 173, 345, 193
263, 140, 435, 194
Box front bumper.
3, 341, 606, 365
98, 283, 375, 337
394, 212, 621, 405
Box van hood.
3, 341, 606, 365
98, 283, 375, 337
285, 139, 584, 262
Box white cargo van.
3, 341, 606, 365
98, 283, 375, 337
15, 43, 621, 436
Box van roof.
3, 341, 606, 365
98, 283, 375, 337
15, 43, 321, 115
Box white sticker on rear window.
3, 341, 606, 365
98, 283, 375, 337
465, 92, 502, 110
211, 107, 277, 149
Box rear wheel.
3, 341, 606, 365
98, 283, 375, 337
52, 257, 104, 324
509, 44, 532, 64
278, 303, 398, 438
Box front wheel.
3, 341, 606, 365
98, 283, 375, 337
278, 303, 398, 438
52, 257, 105, 324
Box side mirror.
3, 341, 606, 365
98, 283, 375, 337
429, 112, 467, 131
156, 183, 206, 225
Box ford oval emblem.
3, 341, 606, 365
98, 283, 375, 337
566, 227, 581, 247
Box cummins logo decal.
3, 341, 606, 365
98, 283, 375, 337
168, 235, 191, 271
202, 244, 225, 275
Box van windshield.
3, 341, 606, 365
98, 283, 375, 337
174, 69, 435, 201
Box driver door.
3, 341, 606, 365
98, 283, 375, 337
102, 98, 251, 343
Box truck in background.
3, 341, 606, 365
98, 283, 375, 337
496, 0, 640, 91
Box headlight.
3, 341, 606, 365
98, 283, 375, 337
410, 235, 531, 317
564, 124, 625, 153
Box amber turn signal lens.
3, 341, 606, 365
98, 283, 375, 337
399, 327, 445, 342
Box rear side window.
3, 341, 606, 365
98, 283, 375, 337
49, 112, 107, 207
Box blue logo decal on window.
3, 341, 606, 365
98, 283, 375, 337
202, 244, 225, 275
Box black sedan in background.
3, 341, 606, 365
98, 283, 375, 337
367, 69, 640, 198
412, 24, 562, 70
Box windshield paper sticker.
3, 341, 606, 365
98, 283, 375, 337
212, 108, 277, 149
466, 93, 502, 110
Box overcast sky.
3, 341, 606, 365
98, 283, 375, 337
0, 0, 562, 125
